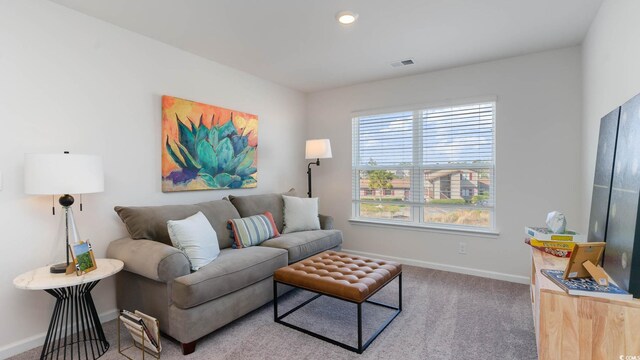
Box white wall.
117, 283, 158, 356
306, 47, 583, 281
581, 0, 640, 227
0, 0, 306, 356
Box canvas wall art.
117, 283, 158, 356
603, 92, 640, 297
588, 107, 619, 243
162, 96, 258, 192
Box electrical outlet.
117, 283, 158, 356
458, 242, 467, 255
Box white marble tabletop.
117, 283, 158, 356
13, 259, 124, 290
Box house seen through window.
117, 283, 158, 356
351, 101, 495, 230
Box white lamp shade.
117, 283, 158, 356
305, 139, 332, 159
24, 153, 104, 195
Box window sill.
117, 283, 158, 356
348, 218, 500, 238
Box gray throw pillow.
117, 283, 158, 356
282, 195, 320, 233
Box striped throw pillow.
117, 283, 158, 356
228, 212, 280, 248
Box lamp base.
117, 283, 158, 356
49, 263, 68, 274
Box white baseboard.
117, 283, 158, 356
342, 248, 530, 285
0, 308, 119, 359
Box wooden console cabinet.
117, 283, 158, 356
530, 248, 640, 359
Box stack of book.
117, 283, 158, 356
524, 226, 586, 258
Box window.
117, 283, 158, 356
352, 101, 495, 230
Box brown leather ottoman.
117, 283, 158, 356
273, 251, 402, 353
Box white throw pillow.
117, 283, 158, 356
167, 212, 220, 271
282, 195, 320, 234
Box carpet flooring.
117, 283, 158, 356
10, 265, 537, 360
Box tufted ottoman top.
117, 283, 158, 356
274, 251, 401, 303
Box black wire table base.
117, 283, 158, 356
40, 280, 109, 360
274, 273, 402, 354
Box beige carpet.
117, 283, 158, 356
10, 265, 537, 360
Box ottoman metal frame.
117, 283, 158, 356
273, 272, 402, 354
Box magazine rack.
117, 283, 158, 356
118, 310, 161, 359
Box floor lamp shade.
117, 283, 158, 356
24, 153, 104, 195
305, 139, 332, 198
305, 139, 332, 159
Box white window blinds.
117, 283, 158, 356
422, 103, 494, 166
356, 111, 413, 167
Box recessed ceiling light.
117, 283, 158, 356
336, 11, 358, 25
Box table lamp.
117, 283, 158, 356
305, 139, 332, 198
24, 152, 104, 273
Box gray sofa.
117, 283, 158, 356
107, 192, 342, 354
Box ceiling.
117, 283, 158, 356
50, 0, 603, 93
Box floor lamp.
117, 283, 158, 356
24, 152, 104, 273
305, 139, 332, 198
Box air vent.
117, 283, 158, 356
391, 59, 415, 68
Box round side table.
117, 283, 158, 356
13, 259, 124, 360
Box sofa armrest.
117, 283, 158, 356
319, 214, 334, 230
107, 237, 190, 282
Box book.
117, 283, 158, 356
540, 269, 633, 300
539, 247, 572, 258
120, 310, 160, 352
134, 310, 161, 352
525, 239, 573, 258
525, 226, 586, 242
527, 238, 576, 250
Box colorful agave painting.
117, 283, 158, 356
162, 96, 258, 192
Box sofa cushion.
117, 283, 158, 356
260, 229, 342, 263
228, 189, 296, 233
115, 199, 240, 248
171, 246, 287, 309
